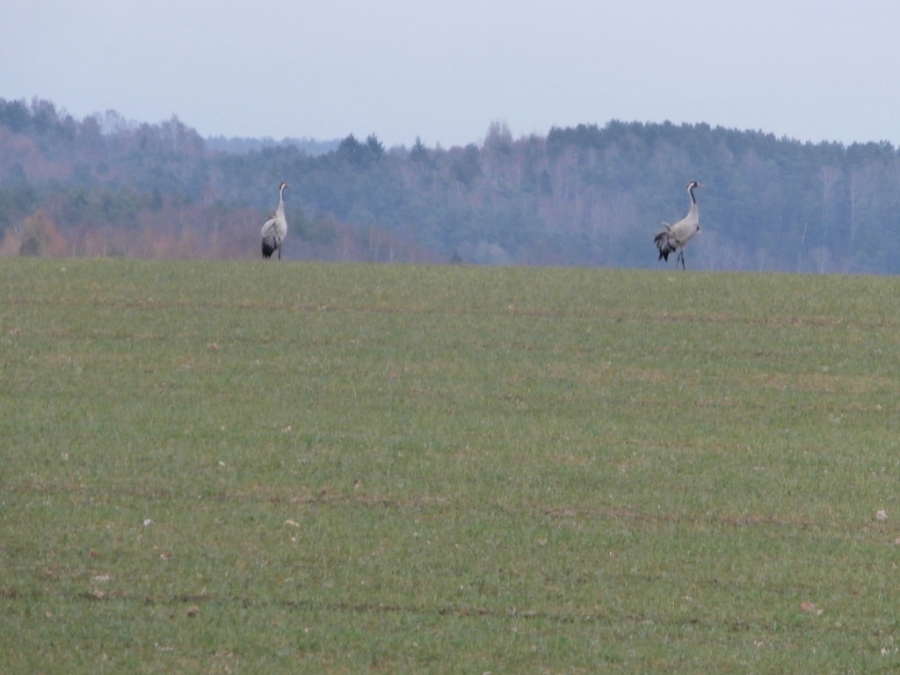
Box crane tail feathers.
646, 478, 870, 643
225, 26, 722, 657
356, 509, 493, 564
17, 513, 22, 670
653, 230, 676, 262
262, 235, 279, 259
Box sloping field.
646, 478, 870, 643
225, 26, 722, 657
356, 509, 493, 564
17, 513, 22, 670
2, 259, 900, 673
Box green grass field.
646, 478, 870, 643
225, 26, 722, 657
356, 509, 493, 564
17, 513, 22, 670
2, 258, 900, 673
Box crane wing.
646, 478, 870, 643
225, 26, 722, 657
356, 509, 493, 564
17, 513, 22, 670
261, 216, 278, 237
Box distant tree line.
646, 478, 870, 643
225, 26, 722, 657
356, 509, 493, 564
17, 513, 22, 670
205, 136, 339, 156
2, 96, 900, 273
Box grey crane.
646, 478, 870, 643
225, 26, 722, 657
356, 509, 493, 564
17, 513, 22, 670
654, 181, 703, 270
261, 181, 288, 260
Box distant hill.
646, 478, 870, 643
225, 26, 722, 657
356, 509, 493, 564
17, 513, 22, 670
2, 96, 900, 273
205, 136, 340, 156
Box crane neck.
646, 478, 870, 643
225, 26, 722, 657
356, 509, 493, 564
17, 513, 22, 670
686, 184, 700, 222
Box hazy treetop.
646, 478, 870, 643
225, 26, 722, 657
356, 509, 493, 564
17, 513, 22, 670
3, 0, 900, 148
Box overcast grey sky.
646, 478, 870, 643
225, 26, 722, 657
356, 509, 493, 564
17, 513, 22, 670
3, 1, 899, 148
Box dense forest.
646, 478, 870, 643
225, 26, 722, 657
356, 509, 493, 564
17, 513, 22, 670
2, 96, 900, 273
